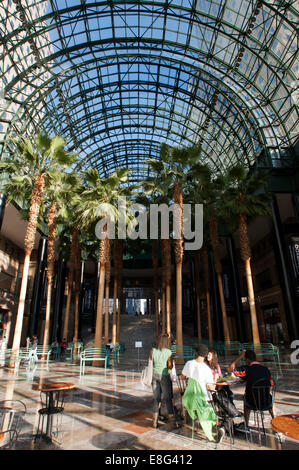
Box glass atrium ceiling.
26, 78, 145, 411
0, 0, 298, 182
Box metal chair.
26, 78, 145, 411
0, 400, 27, 449
250, 378, 276, 446
176, 375, 188, 423
209, 388, 240, 448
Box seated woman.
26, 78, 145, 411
205, 349, 222, 382
206, 349, 234, 404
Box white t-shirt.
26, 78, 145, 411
182, 360, 214, 401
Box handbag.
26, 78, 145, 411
170, 362, 177, 382
141, 358, 153, 388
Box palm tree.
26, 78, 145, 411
112, 239, 123, 344
201, 245, 213, 347
193, 254, 202, 344
187, 166, 231, 343
43, 201, 57, 348
0, 133, 76, 355
59, 173, 85, 341
146, 143, 201, 356
161, 238, 172, 336
115, 240, 123, 343
42, 172, 78, 348
77, 168, 129, 351
152, 240, 160, 341
73, 241, 82, 348
209, 205, 230, 343
62, 226, 79, 340
222, 164, 271, 345
104, 238, 112, 344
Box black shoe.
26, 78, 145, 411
235, 422, 250, 433
216, 426, 225, 444
158, 414, 168, 422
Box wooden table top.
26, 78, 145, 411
271, 414, 299, 441
32, 382, 75, 393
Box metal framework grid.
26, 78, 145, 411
0, 0, 298, 181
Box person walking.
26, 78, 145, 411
26, 336, 31, 352
149, 333, 179, 430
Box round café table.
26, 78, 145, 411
32, 382, 75, 443
216, 378, 243, 387
271, 414, 299, 441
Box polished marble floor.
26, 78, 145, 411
1, 316, 299, 451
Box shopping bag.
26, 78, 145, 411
141, 358, 153, 388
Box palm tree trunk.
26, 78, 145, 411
63, 281, 73, 340
62, 227, 78, 340
104, 239, 111, 344
239, 213, 260, 345
94, 263, 105, 350
11, 253, 31, 363
116, 284, 122, 343
43, 277, 53, 349
174, 180, 184, 360
104, 239, 111, 345
209, 210, 230, 344
73, 245, 82, 358
116, 255, 123, 343
202, 246, 213, 347
162, 239, 171, 337
104, 282, 110, 344
94, 236, 108, 358
154, 290, 159, 341
194, 255, 202, 344
11, 173, 44, 360
43, 203, 57, 349
175, 262, 183, 351
206, 290, 213, 347
112, 276, 118, 344
152, 240, 159, 341
112, 240, 122, 344
161, 284, 166, 333
217, 271, 230, 342
116, 241, 123, 343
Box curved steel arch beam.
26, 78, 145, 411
43, 87, 252, 164
4, 37, 290, 148
67, 115, 245, 175
5, 2, 295, 118
6, 50, 264, 157
1, 0, 298, 170
7, 1, 297, 95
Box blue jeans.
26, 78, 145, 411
152, 373, 174, 414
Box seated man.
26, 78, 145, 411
105, 339, 114, 351
228, 349, 275, 429
181, 343, 225, 443
60, 338, 68, 358
51, 339, 60, 359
